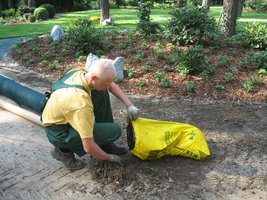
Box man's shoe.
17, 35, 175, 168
50, 148, 86, 171
101, 143, 128, 155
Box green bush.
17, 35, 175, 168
136, 1, 161, 36
175, 45, 207, 75
63, 18, 106, 55
255, 50, 267, 70
245, 0, 267, 12
167, 6, 217, 45
125, 0, 139, 6
17, 5, 31, 16
1, 8, 18, 18
39, 4, 56, 18
28, 15, 36, 23
34, 7, 49, 20
240, 22, 267, 49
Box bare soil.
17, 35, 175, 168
0, 35, 266, 199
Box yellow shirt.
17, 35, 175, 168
42, 69, 94, 139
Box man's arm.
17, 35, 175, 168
82, 138, 122, 164
109, 82, 132, 108
109, 82, 140, 120
82, 138, 110, 160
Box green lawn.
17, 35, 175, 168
0, 6, 266, 39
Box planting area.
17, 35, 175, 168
9, 34, 267, 103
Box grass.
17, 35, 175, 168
0, 6, 267, 39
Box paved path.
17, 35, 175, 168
0, 38, 26, 60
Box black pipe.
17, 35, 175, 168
0, 75, 46, 116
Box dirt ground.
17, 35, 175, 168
0, 58, 267, 200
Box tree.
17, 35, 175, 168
27, 0, 36, 7
100, 0, 109, 24
8, 0, 14, 8
176, 0, 186, 8
202, 0, 210, 10
237, 0, 245, 17
218, 0, 239, 36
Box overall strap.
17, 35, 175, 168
51, 69, 86, 92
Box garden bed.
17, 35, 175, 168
9, 34, 267, 103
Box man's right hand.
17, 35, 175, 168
108, 154, 123, 165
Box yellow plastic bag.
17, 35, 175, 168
127, 118, 210, 161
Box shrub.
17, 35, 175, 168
1, 8, 18, 18
34, 7, 49, 20
68, 18, 91, 29
255, 50, 267, 70
167, 6, 217, 45
39, 4, 56, 18
73, 0, 91, 11
240, 22, 267, 49
28, 15, 36, 23
63, 18, 105, 55
175, 45, 207, 74
136, 1, 161, 36
245, 0, 267, 12
125, 0, 139, 6
17, 5, 31, 16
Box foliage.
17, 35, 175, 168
1, 9, 19, 18
125, 0, 139, 6
258, 68, 267, 75
68, 17, 91, 29
245, 0, 267, 12
215, 83, 225, 90
187, 0, 202, 6
160, 77, 170, 88
242, 75, 260, 92
17, 5, 31, 16
255, 50, 267, 70
240, 22, 267, 49
34, 7, 49, 20
39, 4, 56, 18
186, 81, 196, 92
28, 15, 36, 23
174, 45, 207, 75
136, 1, 161, 36
63, 18, 105, 55
138, 80, 146, 88
166, 6, 217, 45
152, 3, 175, 9
73, 0, 92, 11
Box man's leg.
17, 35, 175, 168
93, 123, 127, 154
44, 124, 86, 171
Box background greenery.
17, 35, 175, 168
0, 6, 267, 39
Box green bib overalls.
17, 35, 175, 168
43, 69, 122, 156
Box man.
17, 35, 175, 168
42, 59, 140, 171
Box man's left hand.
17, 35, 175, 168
127, 105, 140, 121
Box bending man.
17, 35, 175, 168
42, 59, 140, 171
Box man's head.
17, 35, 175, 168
86, 59, 116, 91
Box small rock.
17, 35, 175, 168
50, 25, 65, 41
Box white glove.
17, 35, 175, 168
108, 154, 123, 165
127, 105, 140, 121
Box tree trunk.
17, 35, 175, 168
8, 0, 14, 8
202, 0, 210, 10
237, 0, 245, 17
176, 0, 186, 8
100, 0, 109, 24
219, 0, 239, 36
28, 0, 36, 7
